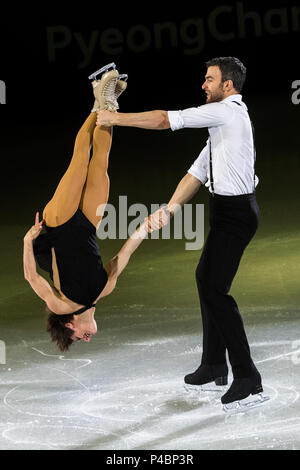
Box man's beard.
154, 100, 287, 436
206, 84, 225, 103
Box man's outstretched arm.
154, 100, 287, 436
167, 173, 202, 214
96, 110, 170, 130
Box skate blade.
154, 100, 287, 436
222, 393, 270, 413
184, 382, 227, 394
118, 74, 128, 82
88, 62, 117, 81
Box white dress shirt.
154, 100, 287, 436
168, 94, 258, 196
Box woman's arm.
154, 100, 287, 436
23, 232, 53, 296
112, 221, 148, 278
23, 237, 39, 281
24, 231, 73, 314
98, 221, 148, 299
23, 212, 44, 280
23, 212, 56, 305
23, 237, 58, 303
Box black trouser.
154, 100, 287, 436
196, 193, 259, 379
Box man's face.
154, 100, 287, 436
202, 66, 226, 103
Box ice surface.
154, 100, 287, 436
1, 307, 300, 450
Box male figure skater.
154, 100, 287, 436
96, 57, 265, 409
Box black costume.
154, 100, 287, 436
33, 209, 108, 314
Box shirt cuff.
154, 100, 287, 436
187, 168, 207, 185
167, 111, 185, 131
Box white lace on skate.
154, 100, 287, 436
222, 393, 270, 413
110, 74, 128, 110
101, 73, 119, 111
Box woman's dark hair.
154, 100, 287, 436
205, 57, 247, 93
46, 306, 74, 352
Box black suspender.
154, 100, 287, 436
250, 119, 257, 193
208, 137, 214, 195
208, 101, 257, 195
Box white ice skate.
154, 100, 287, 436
89, 64, 128, 112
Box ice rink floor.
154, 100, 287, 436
1, 304, 300, 450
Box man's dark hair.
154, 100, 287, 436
205, 57, 247, 93
46, 307, 74, 352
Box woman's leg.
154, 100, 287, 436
43, 113, 97, 227
79, 125, 112, 228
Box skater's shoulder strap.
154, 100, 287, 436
72, 304, 96, 315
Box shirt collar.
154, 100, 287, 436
221, 94, 247, 110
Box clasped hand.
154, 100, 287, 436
145, 206, 171, 233
96, 110, 117, 127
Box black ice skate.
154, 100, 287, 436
184, 364, 228, 393
221, 373, 270, 412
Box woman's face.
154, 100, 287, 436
66, 315, 98, 343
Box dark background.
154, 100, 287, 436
0, 1, 299, 228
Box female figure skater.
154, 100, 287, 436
23, 66, 148, 352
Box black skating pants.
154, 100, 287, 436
196, 193, 259, 379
